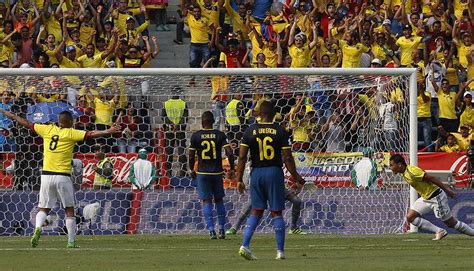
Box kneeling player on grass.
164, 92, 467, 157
226, 187, 306, 235
189, 111, 235, 239
389, 154, 474, 240
236, 101, 304, 260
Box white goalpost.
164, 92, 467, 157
0, 68, 418, 235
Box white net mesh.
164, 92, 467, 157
0, 69, 412, 236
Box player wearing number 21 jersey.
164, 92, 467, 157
189, 111, 235, 240
0, 109, 120, 248
235, 101, 304, 261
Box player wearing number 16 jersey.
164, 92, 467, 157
189, 111, 235, 239
236, 101, 304, 260
0, 109, 121, 248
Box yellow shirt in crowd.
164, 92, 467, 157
437, 90, 457, 119
339, 40, 369, 68
186, 14, 211, 44
396, 36, 422, 66
94, 97, 117, 126
417, 92, 431, 118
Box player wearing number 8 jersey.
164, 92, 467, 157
189, 111, 235, 239
236, 101, 304, 260
0, 109, 121, 248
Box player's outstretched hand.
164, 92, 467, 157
445, 188, 456, 199
108, 123, 122, 134
237, 182, 246, 194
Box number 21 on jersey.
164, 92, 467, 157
256, 136, 274, 160
201, 140, 217, 159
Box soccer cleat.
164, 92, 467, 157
288, 228, 307, 235
67, 241, 80, 248
209, 230, 218, 240
239, 246, 257, 260
30, 227, 42, 248
226, 227, 237, 235
275, 251, 286, 260
432, 229, 448, 241
218, 229, 225, 239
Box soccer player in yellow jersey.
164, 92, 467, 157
0, 109, 121, 248
389, 154, 474, 240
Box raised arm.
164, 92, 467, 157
214, 27, 225, 51
288, 18, 298, 47
101, 28, 118, 59
308, 23, 318, 49
0, 108, 33, 129
36, 25, 46, 45
86, 124, 121, 139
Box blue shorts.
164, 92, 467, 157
249, 167, 285, 211
196, 174, 225, 200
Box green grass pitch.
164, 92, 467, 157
0, 234, 472, 271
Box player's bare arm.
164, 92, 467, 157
282, 148, 304, 189
188, 148, 197, 179
86, 124, 122, 138
236, 145, 249, 194
0, 109, 33, 129
224, 145, 235, 179
423, 174, 456, 198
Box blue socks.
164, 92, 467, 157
272, 216, 285, 252
242, 215, 260, 248
203, 203, 215, 231
215, 201, 226, 230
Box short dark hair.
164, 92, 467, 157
59, 110, 73, 120
259, 100, 276, 119
389, 154, 407, 166
201, 111, 214, 126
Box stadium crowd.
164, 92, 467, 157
0, 0, 472, 186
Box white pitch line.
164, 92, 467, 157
0, 246, 472, 252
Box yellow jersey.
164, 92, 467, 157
262, 46, 278, 68
437, 90, 457, 119
457, 43, 473, 69
440, 144, 461, 153
186, 14, 211, 44
40, 44, 59, 65
197, 0, 220, 29
396, 36, 422, 66
401, 165, 439, 200
460, 106, 474, 130
417, 92, 431, 118
339, 40, 369, 68
34, 124, 86, 174
452, 133, 471, 151
248, 31, 262, 64
454, 0, 470, 20
289, 44, 311, 68
77, 52, 105, 68
94, 97, 117, 126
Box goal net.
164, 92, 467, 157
0, 68, 416, 236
